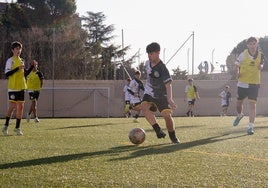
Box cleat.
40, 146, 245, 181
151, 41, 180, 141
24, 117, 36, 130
171, 137, 180, 144
14, 128, 23, 136
26, 113, 31, 123
2, 125, 8, 136
156, 129, 166, 139
247, 127, 254, 135
34, 117, 40, 123
233, 114, 244, 126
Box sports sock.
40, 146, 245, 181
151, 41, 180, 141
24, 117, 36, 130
4, 116, 10, 127
186, 111, 190, 116
190, 111, 193, 116
248, 123, 254, 129
152, 123, 161, 133
168, 131, 177, 140
15, 119, 21, 129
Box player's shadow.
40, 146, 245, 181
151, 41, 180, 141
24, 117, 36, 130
49, 122, 130, 130
0, 144, 151, 170
110, 133, 248, 161
0, 133, 248, 169
144, 124, 206, 134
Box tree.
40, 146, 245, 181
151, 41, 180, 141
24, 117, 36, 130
0, 0, 87, 79
226, 53, 237, 80
171, 66, 188, 80
259, 37, 268, 71
17, 0, 76, 27
82, 11, 130, 80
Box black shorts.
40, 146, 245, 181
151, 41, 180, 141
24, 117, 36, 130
29, 91, 40, 101
188, 99, 196, 105
8, 90, 25, 102
237, 84, 260, 101
142, 94, 169, 112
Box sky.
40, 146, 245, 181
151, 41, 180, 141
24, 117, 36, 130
1, 0, 267, 74
75, 0, 268, 74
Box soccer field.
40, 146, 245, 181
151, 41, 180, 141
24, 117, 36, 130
0, 117, 267, 187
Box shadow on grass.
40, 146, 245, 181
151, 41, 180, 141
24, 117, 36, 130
48, 122, 130, 130
110, 133, 248, 161
0, 133, 248, 169
143, 124, 206, 134
0, 144, 154, 170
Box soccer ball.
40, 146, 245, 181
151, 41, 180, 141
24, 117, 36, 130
129, 127, 146, 145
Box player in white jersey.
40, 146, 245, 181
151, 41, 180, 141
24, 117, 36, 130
219, 85, 232, 116
128, 70, 144, 122
123, 78, 132, 117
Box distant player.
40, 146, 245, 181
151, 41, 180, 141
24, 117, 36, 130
127, 70, 144, 123
26, 60, 44, 123
123, 78, 132, 117
219, 85, 232, 116
184, 78, 200, 117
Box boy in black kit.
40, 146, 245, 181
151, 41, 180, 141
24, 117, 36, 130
141, 42, 180, 144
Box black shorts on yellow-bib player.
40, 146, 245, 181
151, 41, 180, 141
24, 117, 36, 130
8, 90, 25, 102
29, 91, 40, 101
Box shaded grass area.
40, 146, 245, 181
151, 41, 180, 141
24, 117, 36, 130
0, 117, 267, 187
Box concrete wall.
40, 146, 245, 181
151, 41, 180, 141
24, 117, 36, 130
1, 73, 268, 118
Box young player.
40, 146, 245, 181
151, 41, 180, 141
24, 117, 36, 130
123, 78, 132, 117
26, 60, 44, 123
219, 85, 232, 116
233, 37, 265, 135
2, 41, 35, 136
127, 70, 144, 123
184, 78, 200, 117
141, 42, 180, 144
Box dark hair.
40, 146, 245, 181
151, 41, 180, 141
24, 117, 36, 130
146, 42, 160, 53
11, 41, 22, 50
246, 37, 258, 44
135, 70, 141, 75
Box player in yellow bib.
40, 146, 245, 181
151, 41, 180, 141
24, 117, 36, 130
233, 37, 265, 135
26, 60, 44, 123
184, 78, 200, 117
2, 41, 35, 136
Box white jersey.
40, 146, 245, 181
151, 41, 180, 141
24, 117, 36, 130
144, 60, 172, 98
129, 78, 144, 104
219, 90, 231, 106
123, 84, 131, 101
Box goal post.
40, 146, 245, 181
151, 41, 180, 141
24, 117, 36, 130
39, 87, 110, 118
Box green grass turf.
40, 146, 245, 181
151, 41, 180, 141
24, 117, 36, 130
0, 117, 267, 187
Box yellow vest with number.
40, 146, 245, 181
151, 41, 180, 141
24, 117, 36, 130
238, 49, 261, 84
